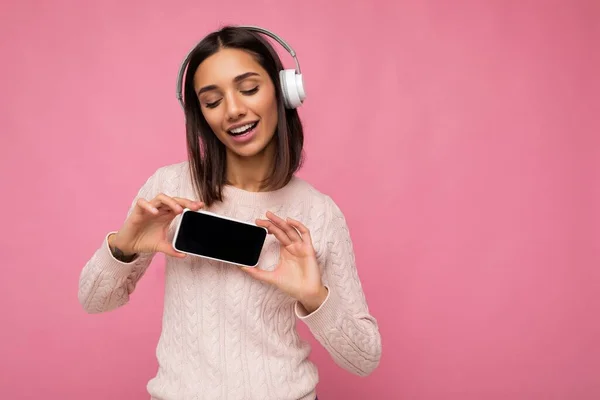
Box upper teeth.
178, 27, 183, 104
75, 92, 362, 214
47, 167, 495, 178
230, 123, 255, 134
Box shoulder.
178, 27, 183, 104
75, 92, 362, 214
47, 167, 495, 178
288, 176, 348, 226
150, 160, 190, 182
145, 160, 190, 186
288, 176, 332, 206
136, 160, 191, 196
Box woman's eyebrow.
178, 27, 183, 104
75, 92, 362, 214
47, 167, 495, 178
197, 72, 260, 96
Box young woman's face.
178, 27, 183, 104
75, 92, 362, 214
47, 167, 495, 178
194, 48, 279, 159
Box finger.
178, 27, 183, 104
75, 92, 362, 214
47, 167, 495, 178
266, 211, 302, 242
156, 241, 186, 258
241, 266, 276, 285
173, 197, 204, 211
256, 219, 292, 246
150, 194, 184, 214
286, 218, 312, 243
136, 198, 159, 214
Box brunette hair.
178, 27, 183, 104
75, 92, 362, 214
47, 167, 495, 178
181, 25, 304, 206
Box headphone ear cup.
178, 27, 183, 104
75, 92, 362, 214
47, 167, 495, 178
279, 69, 306, 109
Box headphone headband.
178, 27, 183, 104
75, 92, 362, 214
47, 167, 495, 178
176, 25, 305, 110
237, 25, 302, 74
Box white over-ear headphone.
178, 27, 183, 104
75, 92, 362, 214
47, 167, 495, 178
176, 25, 306, 110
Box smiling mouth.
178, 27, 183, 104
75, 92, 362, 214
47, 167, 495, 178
227, 121, 259, 137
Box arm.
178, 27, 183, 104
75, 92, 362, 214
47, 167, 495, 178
77, 171, 160, 314
295, 196, 382, 377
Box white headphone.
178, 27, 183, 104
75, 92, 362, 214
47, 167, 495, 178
176, 25, 306, 110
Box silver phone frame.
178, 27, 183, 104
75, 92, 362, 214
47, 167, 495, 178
171, 209, 268, 268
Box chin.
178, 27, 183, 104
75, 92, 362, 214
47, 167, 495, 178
226, 139, 273, 158
222, 129, 277, 158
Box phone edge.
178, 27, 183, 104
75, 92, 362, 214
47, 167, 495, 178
171, 208, 268, 268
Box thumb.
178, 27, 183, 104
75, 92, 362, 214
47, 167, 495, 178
156, 241, 186, 259
241, 266, 276, 285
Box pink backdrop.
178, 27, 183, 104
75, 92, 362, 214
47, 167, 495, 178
1, 0, 599, 399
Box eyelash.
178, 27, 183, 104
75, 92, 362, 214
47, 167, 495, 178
204, 86, 260, 109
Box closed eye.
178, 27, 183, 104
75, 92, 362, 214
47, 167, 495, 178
203, 86, 258, 108
241, 86, 259, 95
205, 99, 221, 109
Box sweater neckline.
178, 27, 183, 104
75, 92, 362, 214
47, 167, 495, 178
221, 176, 301, 206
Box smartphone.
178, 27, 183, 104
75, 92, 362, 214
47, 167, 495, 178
172, 209, 268, 267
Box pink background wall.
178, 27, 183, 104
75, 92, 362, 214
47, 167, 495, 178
1, 0, 598, 399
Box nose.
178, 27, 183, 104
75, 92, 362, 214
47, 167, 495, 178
225, 92, 247, 121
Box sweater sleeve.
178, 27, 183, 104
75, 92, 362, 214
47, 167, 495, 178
295, 196, 382, 376
77, 170, 161, 314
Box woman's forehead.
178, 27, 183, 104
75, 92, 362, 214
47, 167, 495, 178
194, 48, 265, 87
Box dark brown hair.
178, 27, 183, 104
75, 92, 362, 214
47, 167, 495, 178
181, 25, 305, 206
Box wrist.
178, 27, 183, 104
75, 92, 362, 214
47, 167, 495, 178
299, 285, 328, 314
107, 233, 137, 262
108, 233, 131, 253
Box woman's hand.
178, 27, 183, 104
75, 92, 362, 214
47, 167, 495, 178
109, 193, 203, 259
242, 211, 328, 314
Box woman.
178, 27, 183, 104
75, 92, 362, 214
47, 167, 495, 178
78, 25, 381, 400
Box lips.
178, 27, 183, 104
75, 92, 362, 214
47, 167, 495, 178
227, 121, 259, 137
226, 120, 260, 144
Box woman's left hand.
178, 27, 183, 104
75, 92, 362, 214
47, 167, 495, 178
241, 211, 328, 314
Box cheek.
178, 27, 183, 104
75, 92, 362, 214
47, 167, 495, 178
202, 110, 225, 135
257, 93, 278, 128
266, 103, 278, 134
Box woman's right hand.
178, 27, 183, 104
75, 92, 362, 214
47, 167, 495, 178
108, 193, 204, 259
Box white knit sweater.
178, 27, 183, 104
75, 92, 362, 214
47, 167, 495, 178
78, 161, 382, 400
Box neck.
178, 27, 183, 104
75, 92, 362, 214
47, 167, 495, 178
226, 140, 276, 192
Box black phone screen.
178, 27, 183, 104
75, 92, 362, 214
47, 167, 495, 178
174, 211, 267, 267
